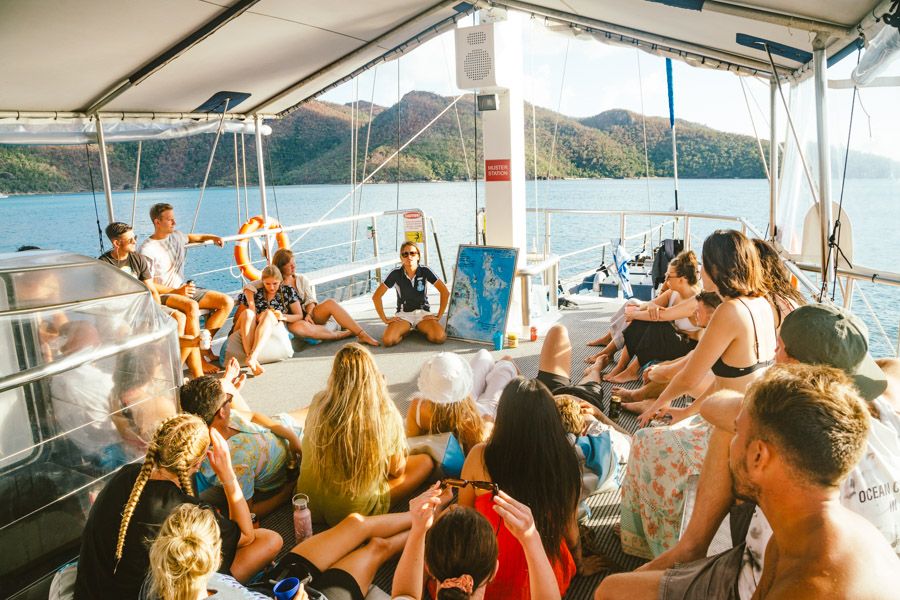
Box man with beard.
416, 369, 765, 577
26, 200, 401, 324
596, 364, 900, 600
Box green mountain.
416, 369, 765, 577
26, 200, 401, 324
1, 91, 897, 194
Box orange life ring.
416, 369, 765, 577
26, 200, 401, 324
234, 215, 290, 281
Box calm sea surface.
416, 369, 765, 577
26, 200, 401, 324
2, 178, 897, 355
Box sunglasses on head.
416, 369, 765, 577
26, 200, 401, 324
440, 478, 498, 496
401, 251, 419, 257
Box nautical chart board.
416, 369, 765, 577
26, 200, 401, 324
446, 245, 519, 344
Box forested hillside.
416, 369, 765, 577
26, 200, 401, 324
1, 91, 896, 194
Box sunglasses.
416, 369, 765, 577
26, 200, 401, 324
440, 478, 498, 496
401, 251, 419, 257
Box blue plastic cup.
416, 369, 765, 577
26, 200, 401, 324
273, 577, 301, 600
493, 331, 504, 351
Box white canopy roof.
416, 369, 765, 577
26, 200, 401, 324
0, 0, 891, 120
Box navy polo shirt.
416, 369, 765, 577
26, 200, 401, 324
383, 265, 439, 313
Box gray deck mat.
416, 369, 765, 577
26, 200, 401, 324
244, 300, 687, 598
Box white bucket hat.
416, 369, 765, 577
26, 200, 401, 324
416, 352, 473, 405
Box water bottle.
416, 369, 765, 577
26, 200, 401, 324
292, 493, 313, 543
199, 329, 212, 350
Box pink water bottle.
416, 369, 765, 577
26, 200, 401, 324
292, 493, 313, 543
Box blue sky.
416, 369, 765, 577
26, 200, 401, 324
321, 13, 899, 160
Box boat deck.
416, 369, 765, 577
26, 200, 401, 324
236, 293, 651, 598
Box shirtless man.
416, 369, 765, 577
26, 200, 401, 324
139, 203, 234, 372
596, 363, 900, 600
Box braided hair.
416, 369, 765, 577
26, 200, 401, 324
114, 414, 210, 564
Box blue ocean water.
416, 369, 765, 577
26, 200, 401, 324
1, 178, 897, 355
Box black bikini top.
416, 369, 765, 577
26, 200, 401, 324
711, 298, 774, 378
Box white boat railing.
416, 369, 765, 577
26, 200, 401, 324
532, 207, 900, 356
183, 208, 438, 299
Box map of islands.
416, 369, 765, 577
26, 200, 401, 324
446, 245, 519, 344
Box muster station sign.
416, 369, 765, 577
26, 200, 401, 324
485, 159, 511, 182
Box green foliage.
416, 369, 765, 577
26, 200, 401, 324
1, 92, 897, 194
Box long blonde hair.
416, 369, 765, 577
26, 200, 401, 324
115, 414, 210, 564
305, 343, 406, 496
148, 504, 221, 600
427, 398, 485, 455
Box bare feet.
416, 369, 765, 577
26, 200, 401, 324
604, 360, 640, 383
246, 357, 265, 377
583, 354, 610, 377
587, 333, 611, 347
201, 358, 222, 374
612, 385, 643, 402
622, 399, 656, 414
356, 329, 380, 346
336, 329, 354, 340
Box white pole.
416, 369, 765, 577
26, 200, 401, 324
813, 35, 833, 297
254, 114, 271, 261
94, 115, 115, 224
769, 77, 779, 241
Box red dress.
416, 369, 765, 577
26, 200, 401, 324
474, 493, 576, 600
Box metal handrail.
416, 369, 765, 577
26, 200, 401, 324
185, 208, 433, 290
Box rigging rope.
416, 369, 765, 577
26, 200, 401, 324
130, 141, 142, 227
288, 94, 469, 249
545, 37, 570, 181
84, 144, 105, 254
529, 16, 540, 254
828, 50, 862, 302
442, 36, 472, 181
635, 50, 653, 245
738, 77, 770, 181
190, 97, 230, 233
396, 57, 401, 250
233, 133, 242, 228
241, 133, 250, 221
474, 92, 479, 244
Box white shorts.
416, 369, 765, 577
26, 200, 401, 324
396, 309, 431, 328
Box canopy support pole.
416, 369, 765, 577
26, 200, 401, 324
813, 34, 834, 299
769, 77, 779, 241
94, 115, 115, 224
254, 114, 271, 261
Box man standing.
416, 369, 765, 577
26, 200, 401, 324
597, 364, 900, 599
99, 221, 203, 378
179, 372, 305, 518
139, 203, 234, 372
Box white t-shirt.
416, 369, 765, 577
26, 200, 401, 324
139, 230, 188, 290
50, 364, 117, 456
737, 397, 900, 599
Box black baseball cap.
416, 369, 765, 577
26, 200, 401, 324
780, 304, 887, 401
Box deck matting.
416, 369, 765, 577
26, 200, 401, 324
248, 300, 685, 598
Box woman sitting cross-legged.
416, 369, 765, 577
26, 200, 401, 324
602, 250, 703, 383
458, 377, 603, 600
372, 241, 450, 347
145, 503, 412, 600
406, 352, 493, 454
268, 248, 379, 346
392, 483, 562, 600
297, 343, 435, 526
74, 414, 282, 600
613, 290, 722, 411
226, 265, 301, 376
